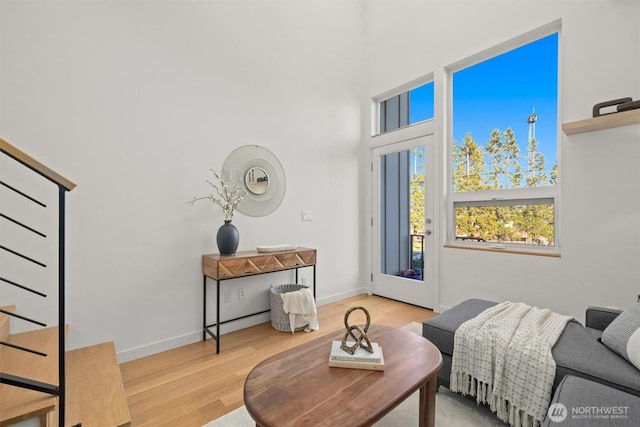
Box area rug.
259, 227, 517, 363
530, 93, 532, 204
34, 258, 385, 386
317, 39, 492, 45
203, 322, 506, 427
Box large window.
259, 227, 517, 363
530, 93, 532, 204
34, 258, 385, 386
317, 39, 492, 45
449, 31, 559, 250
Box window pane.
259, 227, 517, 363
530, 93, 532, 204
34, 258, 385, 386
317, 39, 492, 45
380, 146, 425, 279
454, 201, 555, 246
409, 82, 434, 124
379, 81, 434, 134
452, 33, 558, 193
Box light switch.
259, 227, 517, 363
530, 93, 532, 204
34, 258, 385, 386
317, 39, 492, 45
301, 211, 313, 221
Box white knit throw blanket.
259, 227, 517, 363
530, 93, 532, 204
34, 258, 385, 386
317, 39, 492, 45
450, 302, 574, 427
280, 288, 319, 333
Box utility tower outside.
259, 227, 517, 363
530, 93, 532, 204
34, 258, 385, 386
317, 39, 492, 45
527, 110, 538, 181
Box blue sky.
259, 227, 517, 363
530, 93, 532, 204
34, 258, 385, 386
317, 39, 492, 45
409, 33, 558, 177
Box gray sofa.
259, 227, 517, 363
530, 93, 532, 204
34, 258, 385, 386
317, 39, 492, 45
543, 375, 639, 426
422, 298, 640, 397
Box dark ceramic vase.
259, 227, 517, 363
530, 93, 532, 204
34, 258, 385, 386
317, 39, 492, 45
217, 220, 239, 255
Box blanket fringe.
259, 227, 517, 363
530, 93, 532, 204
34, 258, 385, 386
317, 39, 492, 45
449, 302, 572, 427
451, 371, 541, 427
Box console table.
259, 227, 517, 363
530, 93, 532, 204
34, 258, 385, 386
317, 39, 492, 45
202, 247, 316, 353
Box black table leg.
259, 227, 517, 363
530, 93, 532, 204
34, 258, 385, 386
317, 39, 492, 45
216, 279, 220, 354
203, 275, 207, 341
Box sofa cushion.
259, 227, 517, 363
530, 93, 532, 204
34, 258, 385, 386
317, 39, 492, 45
601, 302, 640, 370
543, 375, 639, 426
422, 298, 497, 356
552, 322, 640, 396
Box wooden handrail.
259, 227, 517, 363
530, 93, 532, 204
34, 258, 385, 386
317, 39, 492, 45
0, 138, 77, 191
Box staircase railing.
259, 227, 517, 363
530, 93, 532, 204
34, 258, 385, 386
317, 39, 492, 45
0, 137, 76, 426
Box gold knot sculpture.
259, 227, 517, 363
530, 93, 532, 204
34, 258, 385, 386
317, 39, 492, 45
340, 305, 374, 355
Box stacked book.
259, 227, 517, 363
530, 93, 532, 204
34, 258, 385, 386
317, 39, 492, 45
328, 340, 385, 371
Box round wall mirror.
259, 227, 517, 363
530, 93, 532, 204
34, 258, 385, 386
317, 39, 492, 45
245, 166, 270, 195
222, 145, 285, 217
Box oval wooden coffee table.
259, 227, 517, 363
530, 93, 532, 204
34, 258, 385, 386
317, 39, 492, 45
244, 324, 442, 427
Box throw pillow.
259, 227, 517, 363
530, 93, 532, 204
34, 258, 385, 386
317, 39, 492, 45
601, 302, 640, 370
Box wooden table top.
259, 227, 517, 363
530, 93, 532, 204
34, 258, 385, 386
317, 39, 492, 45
243, 325, 442, 427
202, 247, 316, 280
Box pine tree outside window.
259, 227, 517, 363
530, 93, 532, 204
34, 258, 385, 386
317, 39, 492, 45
448, 28, 559, 252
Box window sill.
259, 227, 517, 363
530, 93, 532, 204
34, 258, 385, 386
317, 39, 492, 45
444, 243, 561, 258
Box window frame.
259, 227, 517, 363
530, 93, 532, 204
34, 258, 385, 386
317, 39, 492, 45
373, 75, 435, 136
445, 22, 561, 255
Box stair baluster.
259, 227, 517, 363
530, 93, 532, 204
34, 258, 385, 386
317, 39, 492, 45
0, 137, 76, 427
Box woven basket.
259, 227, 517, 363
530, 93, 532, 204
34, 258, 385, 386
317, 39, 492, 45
270, 284, 310, 332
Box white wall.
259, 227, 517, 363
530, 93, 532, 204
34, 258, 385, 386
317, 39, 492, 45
2, 0, 639, 363
0, 0, 365, 361
364, 0, 640, 320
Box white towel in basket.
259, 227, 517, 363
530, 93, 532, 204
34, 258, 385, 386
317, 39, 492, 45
280, 288, 319, 333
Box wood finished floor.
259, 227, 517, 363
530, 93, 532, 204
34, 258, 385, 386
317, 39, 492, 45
119, 294, 436, 427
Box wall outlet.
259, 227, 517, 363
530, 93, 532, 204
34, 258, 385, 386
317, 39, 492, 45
301, 277, 307, 285
224, 290, 233, 303
238, 288, 246, 300
301, 211, 313, 221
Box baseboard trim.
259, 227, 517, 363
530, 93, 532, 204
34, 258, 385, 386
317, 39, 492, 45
438, 304, 452, 313
117, 330, 202, 363
117, 289, 369, 362
317, 287, 367, 306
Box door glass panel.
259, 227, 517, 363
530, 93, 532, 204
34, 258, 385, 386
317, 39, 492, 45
380, 146, 425, 280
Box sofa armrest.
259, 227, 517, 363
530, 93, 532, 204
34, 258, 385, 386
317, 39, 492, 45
585, 306, 623, 331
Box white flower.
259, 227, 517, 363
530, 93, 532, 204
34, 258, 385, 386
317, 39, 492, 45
189, 169, 247, 221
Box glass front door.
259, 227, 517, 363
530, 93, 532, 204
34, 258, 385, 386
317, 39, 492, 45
372, 135, 434, 308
